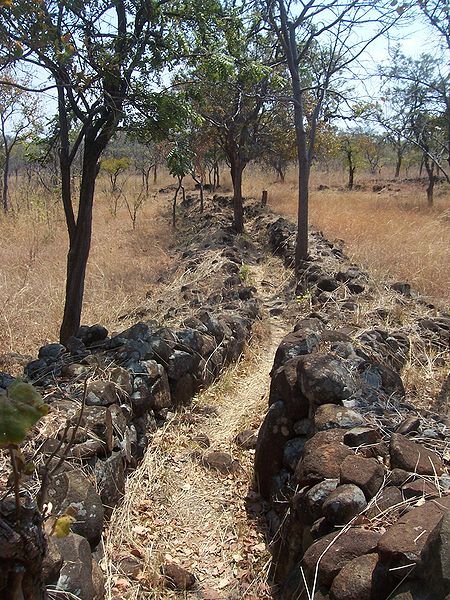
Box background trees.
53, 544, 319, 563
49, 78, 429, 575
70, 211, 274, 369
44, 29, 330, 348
262, 0, 402, 269
0, 74, 39, 212
0, 0, 221, 342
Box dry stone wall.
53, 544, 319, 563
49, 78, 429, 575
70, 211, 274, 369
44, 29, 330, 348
0, 197, 265, 600
254, 217, 449, 600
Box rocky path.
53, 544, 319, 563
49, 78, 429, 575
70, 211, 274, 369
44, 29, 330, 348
104, 260, 293, 600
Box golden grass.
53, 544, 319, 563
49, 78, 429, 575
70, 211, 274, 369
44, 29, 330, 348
242, 166, 450, 307
0, 173, 177, 359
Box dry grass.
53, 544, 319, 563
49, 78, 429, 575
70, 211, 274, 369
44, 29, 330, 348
0, 172, 178, 359
241, 166, 450, 307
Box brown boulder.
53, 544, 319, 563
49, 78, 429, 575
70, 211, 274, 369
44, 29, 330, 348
53, 533, 102, 600
314, 404, 365, 432
390, 434, 444, 476
302, 527, 381, 586
367, 486, 403, 519
377, 496, 450, 578
340, 455, 385, 499
330, 553, 393, 600
295, 429, 354, 483
402, 479, 440, 499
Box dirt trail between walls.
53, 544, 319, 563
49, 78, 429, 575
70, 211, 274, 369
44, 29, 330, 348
104, 260, 293, 600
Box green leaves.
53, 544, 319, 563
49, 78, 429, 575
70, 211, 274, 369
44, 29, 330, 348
0, 380, 48, 447
167, 140, 193, 178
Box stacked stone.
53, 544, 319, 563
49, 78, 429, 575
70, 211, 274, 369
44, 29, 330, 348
0, 199, 265, 599
254, 317, 449, 600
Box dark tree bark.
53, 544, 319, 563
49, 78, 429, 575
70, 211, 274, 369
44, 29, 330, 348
424, 155, 435, 206
395, 148, 402, 178
2, 148, 10, 213
230, 157, 244, 233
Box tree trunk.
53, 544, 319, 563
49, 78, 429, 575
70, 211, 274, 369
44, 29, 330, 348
424, 157, 435, 207
59, 145, 98, 343
199, 182, 204, 212
2, 150, 10, 213
153, 163, 157, 183
348, 165, 355, 190
230, 159, 244, 233
395, 146, 402, 178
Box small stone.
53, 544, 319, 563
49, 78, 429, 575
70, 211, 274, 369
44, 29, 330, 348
86, 380, 118, 407
340, 455, 385, 499
387, 468, 414, 487
344, 427, 381, 447
391, 282, 411, 297
192, 433, 210, 448
298, 353, 355, 406
396, 416, 421, 435
317, 276, 339, 292
390, 434, 444, 476
77, 324, 108, 345
296, 429, 354, 483
39, 343, 65, 361
202, 451, 239, 474
234, 429, 258, 449
322, 483, 367, 525
314, 404, 365, 431
161, 562, 196, 590
402, 479, 440, 499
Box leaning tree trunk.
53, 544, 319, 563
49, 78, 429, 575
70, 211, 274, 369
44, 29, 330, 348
59, 145, 99, 344
230, 159, 244, 234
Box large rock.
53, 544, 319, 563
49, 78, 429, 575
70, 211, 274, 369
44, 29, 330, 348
270, 357, 309, 421
377, 496, 450, 580
298, 354, 355, 406
86, 380, 118, 407
295, 429, 354, 484
46, 469, 104, 548
255, 401, 293, 498
302, 527, 382, 586
314, 404, 365, 432
272, 328, 320, 373
54, 533, 104, 599
322, 484, 367, 525
94, 452, 125, 518
340, 455, 385, 499
389, 434, 444, 476
302, 479, 339, 522
330, 553, 393, 600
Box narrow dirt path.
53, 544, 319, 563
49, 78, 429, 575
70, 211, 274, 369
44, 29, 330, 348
104, 259, 292, 600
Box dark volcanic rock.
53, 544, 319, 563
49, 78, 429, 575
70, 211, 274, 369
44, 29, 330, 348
302, 527, 382, 586
298, 353, 355, 405
322, 483, 367, 525
295, 429, 354, 483
390, 434, 444, 476
340, 455, 385, 499
330, 553, 393, 600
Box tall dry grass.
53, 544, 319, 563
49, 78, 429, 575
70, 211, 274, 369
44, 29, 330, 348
0, 172, 178, 358
242, 166, 450, 306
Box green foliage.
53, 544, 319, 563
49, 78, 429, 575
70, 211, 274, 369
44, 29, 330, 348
238, 263, 253, 284
167, 141, 193, 179
100, 156, 131, 175
0, 380, 48, 447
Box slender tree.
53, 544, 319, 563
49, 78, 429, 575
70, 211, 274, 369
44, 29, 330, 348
0, 73, 38, 212
0, 0, 221, 342
262, 0, 403, 270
